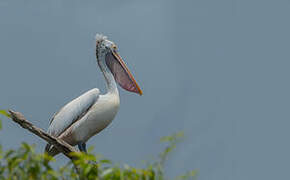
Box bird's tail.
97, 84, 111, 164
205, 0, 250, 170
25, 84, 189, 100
44, 144, 60, 157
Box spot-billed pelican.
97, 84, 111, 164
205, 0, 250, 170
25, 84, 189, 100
45, 34, 142, 156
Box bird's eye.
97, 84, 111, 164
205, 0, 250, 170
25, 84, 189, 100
112, 45, 117, 50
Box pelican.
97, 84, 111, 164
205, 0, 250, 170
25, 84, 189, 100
45, 34, 142, 156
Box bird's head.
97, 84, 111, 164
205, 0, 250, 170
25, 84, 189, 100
95, 34, 142, 95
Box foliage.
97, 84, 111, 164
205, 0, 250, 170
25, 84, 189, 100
0, 111, 197, 180
0, 110, 10, 119
0, 110, 10, 130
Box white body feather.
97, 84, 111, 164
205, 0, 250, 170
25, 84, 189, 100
45, 34, 140, 156
58, 91, 120, 145
46, 89, 119, 155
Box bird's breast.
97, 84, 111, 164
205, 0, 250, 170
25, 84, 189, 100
69, 93, 120, 144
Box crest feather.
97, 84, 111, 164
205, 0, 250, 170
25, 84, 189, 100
95, 34, 107, 46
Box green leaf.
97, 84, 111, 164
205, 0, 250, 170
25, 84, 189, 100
87, 146, 94, 153
100, 159, 112, 164
175, 170, 198, 180
0, 110, 11, 118
4, 150, 15, 158
160, 131, 184, 143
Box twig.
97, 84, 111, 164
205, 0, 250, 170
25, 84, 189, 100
8, 110, 79, 160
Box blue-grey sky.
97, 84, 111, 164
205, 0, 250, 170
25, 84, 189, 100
0, 0, 290, 179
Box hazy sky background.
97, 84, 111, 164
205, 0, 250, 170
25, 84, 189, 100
0, 0, 290, 179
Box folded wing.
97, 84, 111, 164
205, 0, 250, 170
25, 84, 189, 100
47, 88, 100, 137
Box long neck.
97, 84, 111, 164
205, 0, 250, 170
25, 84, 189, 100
98, 56, 119, 95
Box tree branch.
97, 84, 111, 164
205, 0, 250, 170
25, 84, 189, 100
8, 110, 79, 160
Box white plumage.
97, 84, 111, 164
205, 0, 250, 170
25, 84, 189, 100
45, 35, 142, 156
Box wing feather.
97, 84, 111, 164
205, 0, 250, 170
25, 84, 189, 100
47, 88, 100, 137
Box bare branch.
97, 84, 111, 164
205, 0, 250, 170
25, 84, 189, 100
8, 110, 79, 160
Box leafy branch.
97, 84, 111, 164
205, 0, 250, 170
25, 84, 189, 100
0, 110, 197, 179
7, 110, 78, 161
0, 110, 10, 130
